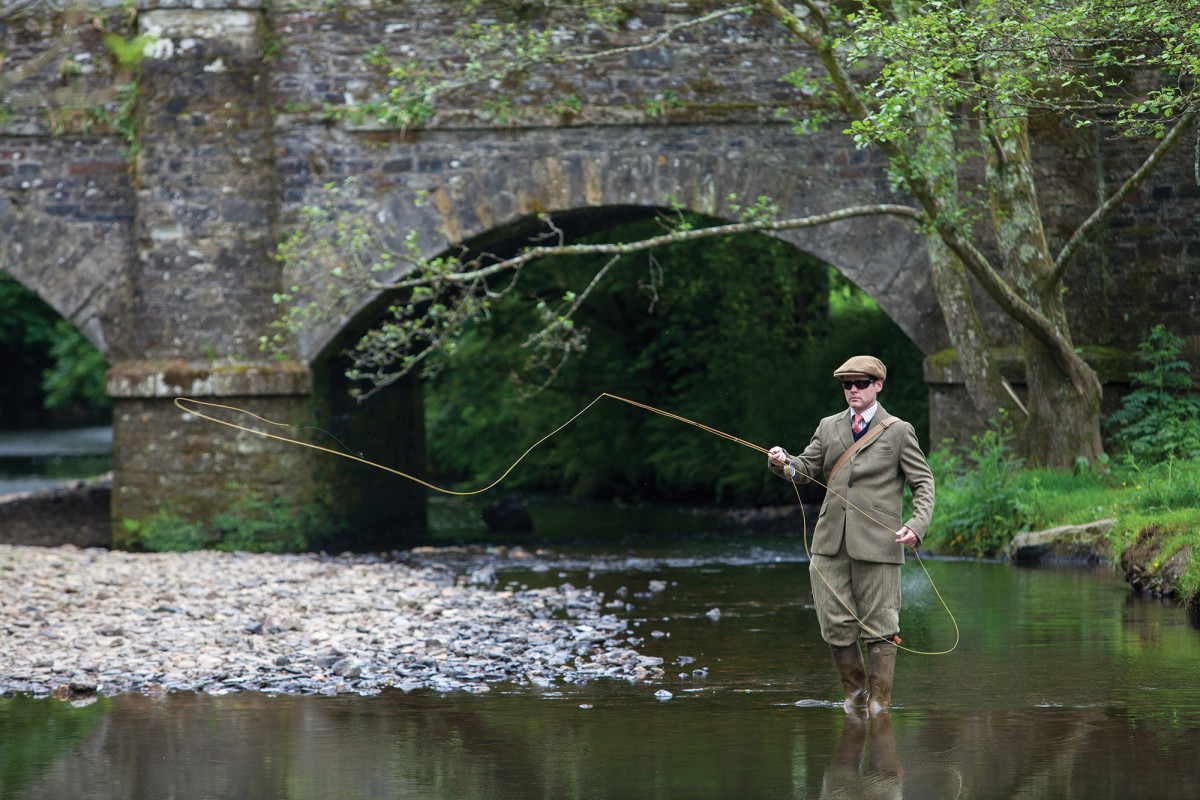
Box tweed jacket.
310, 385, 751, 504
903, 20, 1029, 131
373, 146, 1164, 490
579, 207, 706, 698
769, 404, 935, 565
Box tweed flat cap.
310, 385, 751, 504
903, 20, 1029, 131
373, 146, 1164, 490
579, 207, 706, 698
833, 355, 887, 381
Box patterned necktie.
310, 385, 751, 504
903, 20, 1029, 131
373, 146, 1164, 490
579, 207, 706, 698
852, 413, 865, 436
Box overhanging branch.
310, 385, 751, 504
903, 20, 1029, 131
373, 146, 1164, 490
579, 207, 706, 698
379, 203, 924, 290
558, 5, 751, 65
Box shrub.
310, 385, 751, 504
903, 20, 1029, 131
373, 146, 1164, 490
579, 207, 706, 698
123, 513, 210, 552
1107, 325, 1200, 463
926, 414, 1032, 557
211, 492, 317, 553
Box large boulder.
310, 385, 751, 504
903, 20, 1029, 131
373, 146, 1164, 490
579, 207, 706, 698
1006, 518, 1114, 565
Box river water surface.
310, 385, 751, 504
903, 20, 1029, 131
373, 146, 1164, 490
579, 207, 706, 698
0, 426, 111, 496
3, 515, 1200, 799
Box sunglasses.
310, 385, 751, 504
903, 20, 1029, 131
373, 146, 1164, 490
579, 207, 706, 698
841, 379, 875, 390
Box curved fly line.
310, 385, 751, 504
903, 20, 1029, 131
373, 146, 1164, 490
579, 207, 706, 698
174, 393, 958, 655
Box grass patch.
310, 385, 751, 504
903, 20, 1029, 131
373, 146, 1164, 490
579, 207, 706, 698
1020, 467, 1126, 528
1106, 458, 1200, 599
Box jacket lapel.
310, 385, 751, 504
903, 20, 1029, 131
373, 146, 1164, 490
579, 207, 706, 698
838, 411, 854, 451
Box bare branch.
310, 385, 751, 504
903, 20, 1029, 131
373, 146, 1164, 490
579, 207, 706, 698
517, 253, 623, 399
381, 203, 923, 291
329, 201, 925, 400
558, 5, 751, 65
522, 253, 620, 351
1052, 102, 1200, 286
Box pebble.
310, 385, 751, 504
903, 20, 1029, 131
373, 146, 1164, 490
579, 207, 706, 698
0, 545, 658, 698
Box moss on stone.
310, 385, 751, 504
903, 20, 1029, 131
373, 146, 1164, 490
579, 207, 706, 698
927, 347, 958, 370
1078, 345, 1135, 382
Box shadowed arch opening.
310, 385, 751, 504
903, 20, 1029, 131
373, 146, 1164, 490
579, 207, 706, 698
0, 272, 111, 430
306, 205, 926, 547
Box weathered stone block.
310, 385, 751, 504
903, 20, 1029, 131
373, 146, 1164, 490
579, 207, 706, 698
109, 393, 319, 546
106, 359, 312, 398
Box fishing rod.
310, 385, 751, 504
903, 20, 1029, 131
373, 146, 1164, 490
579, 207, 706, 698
174, 393, 958, 655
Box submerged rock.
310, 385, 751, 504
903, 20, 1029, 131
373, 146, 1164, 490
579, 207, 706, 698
481, 495, 534, 533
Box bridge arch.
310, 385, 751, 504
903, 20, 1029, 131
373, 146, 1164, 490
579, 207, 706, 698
282, 122, 949, 369
0, 200, 132, 360
302, 197, 926, 534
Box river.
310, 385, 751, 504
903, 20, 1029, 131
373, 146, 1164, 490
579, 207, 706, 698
2, 519, 1199, 799
0, 426, 111, 496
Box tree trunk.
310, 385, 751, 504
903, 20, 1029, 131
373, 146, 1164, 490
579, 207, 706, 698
899, 69, 1018, 430
984, 115, 1104, 465
925, 235, 1012, 424
1021, 330, 1104, 468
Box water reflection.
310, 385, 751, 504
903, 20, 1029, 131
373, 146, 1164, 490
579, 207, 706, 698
0, 426, 111, 495
3, 550, 1200, 799
817, 713, 904, 800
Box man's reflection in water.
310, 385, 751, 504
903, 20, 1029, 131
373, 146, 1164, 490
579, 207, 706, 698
820, 712, 904, 799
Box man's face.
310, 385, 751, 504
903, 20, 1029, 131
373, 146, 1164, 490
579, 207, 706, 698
843, 377, 882, 413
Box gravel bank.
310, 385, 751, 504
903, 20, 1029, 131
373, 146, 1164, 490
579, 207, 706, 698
0, 544, 658, 698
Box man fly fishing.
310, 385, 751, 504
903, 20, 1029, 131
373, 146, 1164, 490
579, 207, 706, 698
767, 355, 935, 715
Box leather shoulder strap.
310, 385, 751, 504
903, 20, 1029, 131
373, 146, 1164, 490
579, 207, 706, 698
827, 416, 897, 485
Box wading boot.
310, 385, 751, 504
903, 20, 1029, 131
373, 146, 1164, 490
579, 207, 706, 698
867, 639, 897, 716
830, 643, 869, 713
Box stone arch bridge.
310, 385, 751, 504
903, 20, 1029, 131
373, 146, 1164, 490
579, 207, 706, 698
2, 1, 1194, 543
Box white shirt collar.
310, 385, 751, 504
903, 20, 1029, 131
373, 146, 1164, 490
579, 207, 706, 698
850, 402, 878, 423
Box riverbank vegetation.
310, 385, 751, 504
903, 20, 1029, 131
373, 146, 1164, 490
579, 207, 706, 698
937, 455, 1200, 605
926, 325, 1200, 604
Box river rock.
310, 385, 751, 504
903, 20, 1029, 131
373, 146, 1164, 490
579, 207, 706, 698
0, 544, 649, 698
1006, 519, 1114, 565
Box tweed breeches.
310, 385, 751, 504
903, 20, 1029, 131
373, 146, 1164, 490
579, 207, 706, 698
809, 536, 901, 647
